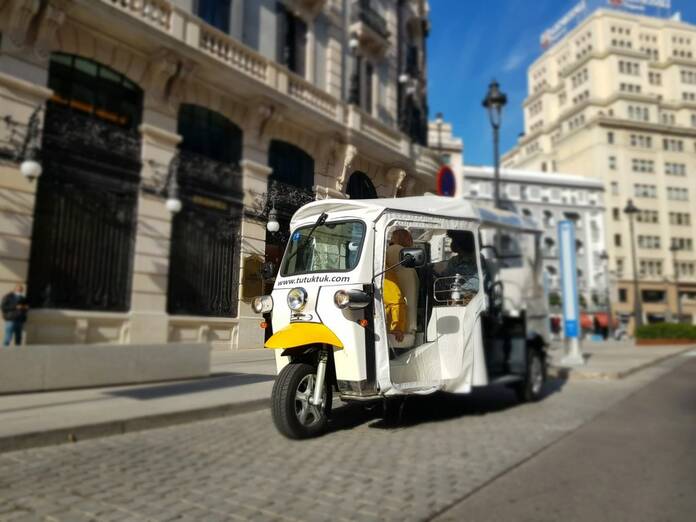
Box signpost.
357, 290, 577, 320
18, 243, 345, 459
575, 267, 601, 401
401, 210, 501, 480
558, 220, 584, 366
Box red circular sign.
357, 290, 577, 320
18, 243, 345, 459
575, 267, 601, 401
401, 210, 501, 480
436, 166, 456, 197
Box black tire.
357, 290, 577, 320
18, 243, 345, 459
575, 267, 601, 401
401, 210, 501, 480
514, 349, 546, 403
271, 362, 332, 439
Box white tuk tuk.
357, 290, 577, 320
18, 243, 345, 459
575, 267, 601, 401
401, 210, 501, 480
252, 196, 548, 439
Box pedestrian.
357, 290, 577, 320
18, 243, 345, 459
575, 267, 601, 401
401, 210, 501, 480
2, 283, 29, 347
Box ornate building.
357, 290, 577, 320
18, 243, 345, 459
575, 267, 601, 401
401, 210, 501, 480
0, 0, 438, 349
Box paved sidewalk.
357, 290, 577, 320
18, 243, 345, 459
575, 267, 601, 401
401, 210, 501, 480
0, 349, 277, 453
548, 339, 695, 380
0, 342, 692, 454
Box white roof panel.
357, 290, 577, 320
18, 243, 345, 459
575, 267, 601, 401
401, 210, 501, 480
291, 196, 541, 233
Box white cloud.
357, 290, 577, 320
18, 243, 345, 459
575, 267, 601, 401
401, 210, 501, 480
502, 48, 528, 72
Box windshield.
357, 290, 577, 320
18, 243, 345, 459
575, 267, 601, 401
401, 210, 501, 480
280, 220, 366, 276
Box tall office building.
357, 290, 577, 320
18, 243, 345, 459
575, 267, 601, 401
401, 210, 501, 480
0, 0, 437, 349
503, 4, 696, 328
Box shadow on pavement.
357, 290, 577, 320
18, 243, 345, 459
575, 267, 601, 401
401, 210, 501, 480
326, 377, 568, 433
106, 373, 275, 400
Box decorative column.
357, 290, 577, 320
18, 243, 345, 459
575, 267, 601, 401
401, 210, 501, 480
237, 158, 273, 349
127, 49, 183, 343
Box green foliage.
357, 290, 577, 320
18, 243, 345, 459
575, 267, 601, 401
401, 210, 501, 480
635, 323, 696, 340
548, 292, 561, 307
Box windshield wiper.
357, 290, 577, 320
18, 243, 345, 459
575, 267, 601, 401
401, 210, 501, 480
284, 212, 328, 266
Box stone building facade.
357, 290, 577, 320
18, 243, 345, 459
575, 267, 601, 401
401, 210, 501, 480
0, 0, 438, 349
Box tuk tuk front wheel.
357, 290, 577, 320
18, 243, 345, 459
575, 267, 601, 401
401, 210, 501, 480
514, 350, 546, 403
272, 362, 332, 439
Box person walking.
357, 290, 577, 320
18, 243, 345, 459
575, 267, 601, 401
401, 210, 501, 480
2, 283, 28, 346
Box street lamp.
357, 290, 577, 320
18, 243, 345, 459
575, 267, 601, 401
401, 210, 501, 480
623, 199, 643, 329
482, 79, 507, 210
599, 250, 613, 339
266, 205, 280, 233
670, 243, 682, 323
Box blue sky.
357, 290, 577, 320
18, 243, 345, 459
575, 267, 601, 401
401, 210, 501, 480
427, 0, 696, 165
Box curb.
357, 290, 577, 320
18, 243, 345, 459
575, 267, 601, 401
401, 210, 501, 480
549, 345, 694, 382
0, 398, 270, 455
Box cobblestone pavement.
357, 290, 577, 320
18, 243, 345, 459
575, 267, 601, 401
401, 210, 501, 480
0, 357, 685, 522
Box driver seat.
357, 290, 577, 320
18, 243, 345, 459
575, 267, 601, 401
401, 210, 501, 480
386, 244, 419, 348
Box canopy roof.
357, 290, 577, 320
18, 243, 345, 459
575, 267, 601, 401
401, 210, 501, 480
292, 195, 541, 233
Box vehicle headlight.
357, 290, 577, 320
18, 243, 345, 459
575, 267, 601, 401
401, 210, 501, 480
287, 287, 308, 311
252, 295, 273, 314
334, 289, 370, 310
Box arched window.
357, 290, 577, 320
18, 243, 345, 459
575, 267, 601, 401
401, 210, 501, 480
346, 171, 377, 199
167, 104, 243, 317
27, 53, 143, 311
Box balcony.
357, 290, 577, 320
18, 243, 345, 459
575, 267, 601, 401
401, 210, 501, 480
97, 0, 435, 177
350, 0, 390, 56
284, 0, 328, 18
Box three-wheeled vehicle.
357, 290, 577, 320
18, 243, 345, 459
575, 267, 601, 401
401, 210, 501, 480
252, 196, 548, 439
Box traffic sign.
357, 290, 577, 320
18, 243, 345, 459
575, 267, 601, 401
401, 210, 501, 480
436, 166, 455, 197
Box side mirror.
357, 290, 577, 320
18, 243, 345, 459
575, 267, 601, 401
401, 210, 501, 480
400, 247, 425, 268
260, 261, 276, 280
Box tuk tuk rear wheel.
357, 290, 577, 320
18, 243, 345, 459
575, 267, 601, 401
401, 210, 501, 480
514, 350, 546, 403
271, 362, 332, 439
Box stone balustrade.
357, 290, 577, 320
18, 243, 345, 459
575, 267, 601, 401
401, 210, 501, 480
197, 22, 268, 82
99, 0, 434, 177
108, 0, 172, 31
287, 74, 339, 120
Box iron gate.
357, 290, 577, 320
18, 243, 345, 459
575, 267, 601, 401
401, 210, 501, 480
27, 104, 141, 311
166, 150, 243, 317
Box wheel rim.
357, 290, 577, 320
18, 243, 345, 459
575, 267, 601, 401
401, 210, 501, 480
530, 356, 543, 395
294, 374, 324, 428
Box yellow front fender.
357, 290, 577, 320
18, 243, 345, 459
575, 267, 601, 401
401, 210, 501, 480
264, 322, 344, 350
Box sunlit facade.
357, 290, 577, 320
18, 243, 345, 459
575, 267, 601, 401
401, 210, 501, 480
0, 0, 438, 349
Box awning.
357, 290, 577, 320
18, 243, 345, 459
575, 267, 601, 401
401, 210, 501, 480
591, 312, 618, 328
580, 313, 593, 329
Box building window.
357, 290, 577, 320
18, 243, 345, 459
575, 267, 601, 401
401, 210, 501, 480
641, 290, 666, 303
667, 187, 689, 201
636, 209, 659, 223
631, 158, 654, 173
614, 234, 622, 247
613, 207, 620, 221
609, 155, 617, 170
671, 237, 694, 251
611, 181, 619, 195
607, 131, 614, 144
669, 212, 691, 226
665, 162, 686, 176
363, 61, 374, 114
637, 235, 661, 249
640, 259, 663, 276
619, 288, 627, 302
195, 0, 231, 33
277, 3, 307, 77
634, 183, 657, 198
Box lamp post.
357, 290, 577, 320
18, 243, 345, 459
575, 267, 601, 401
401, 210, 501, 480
482, 80, 507, 210
599, 250, 613, 339
623, 199, 642, 330
670, 243, 682, 323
